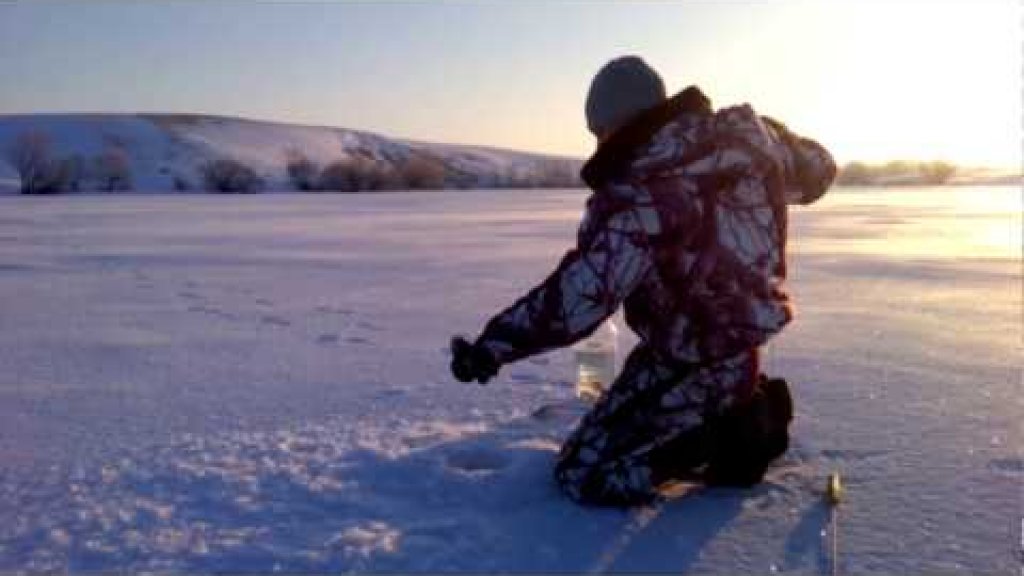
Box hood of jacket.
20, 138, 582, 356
581, 85, 713, 189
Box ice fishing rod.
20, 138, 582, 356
825, 471, 843, 576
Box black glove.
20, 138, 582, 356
450, 336, 499, 385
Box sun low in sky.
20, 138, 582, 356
0, 1, 1018, 168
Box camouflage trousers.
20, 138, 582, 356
554, 345, 757, 505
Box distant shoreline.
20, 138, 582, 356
1, 183, 1018, 199
1, 113, 1018, 195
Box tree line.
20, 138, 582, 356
4, 129, 582, 194
2, 129, 965, 194
836, 160, 957, 185
4, 131, 132, 194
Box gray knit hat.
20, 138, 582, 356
585, 56, 667, 137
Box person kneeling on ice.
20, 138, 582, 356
451, 56, 836, 506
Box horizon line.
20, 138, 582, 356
0, 109, 1019, 173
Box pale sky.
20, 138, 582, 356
0, 1, 1019, 168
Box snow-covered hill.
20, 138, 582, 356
0, 114, 583, 193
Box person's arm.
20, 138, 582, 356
667, 104, 835, 207
474, 192, 658, 367
761, 116, 837, 205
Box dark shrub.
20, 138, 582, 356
201, 158, 263, 193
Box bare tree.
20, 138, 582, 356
201, 158, 263, 193
93, 147, 133, 192
374, 164, 404, 191
60, 154, 86, 192
536, 159, 580, 188
837, 161, 871, 185
399, 154, 447, 189
501, 166, 538, 189
318, 160, 359, 192
920, 161, 956, 185
318, 157, 397, 192
172, 175, 191, 191
355, 158, 400, 191
285, 149, 319, 191
5, 130, 65, 194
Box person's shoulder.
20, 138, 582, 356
711, 103, 787, 159
715, 102, 757, 117
713, 103, 764, 131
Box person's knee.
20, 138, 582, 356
553, 459, 657, 507
553, 458, 590, 503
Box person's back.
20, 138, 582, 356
578, 84, 834, 368
451, 56, 836, 505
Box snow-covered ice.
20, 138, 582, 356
0, 186, 1019, 573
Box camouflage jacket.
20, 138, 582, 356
477, 86, 836, 368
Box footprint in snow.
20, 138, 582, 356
530, 401, 587, 423
819, 448, 888, 462
989, 457, 1023, 475
188, 305, 236, 320
260, 315, 291, 327
315, 305, 354, 316
316, 333, 340, 345
445, 447, 508, 475
373, 388, 407, 400
508, 371, 542, 384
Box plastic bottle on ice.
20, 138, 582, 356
574, 319, 619, 402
